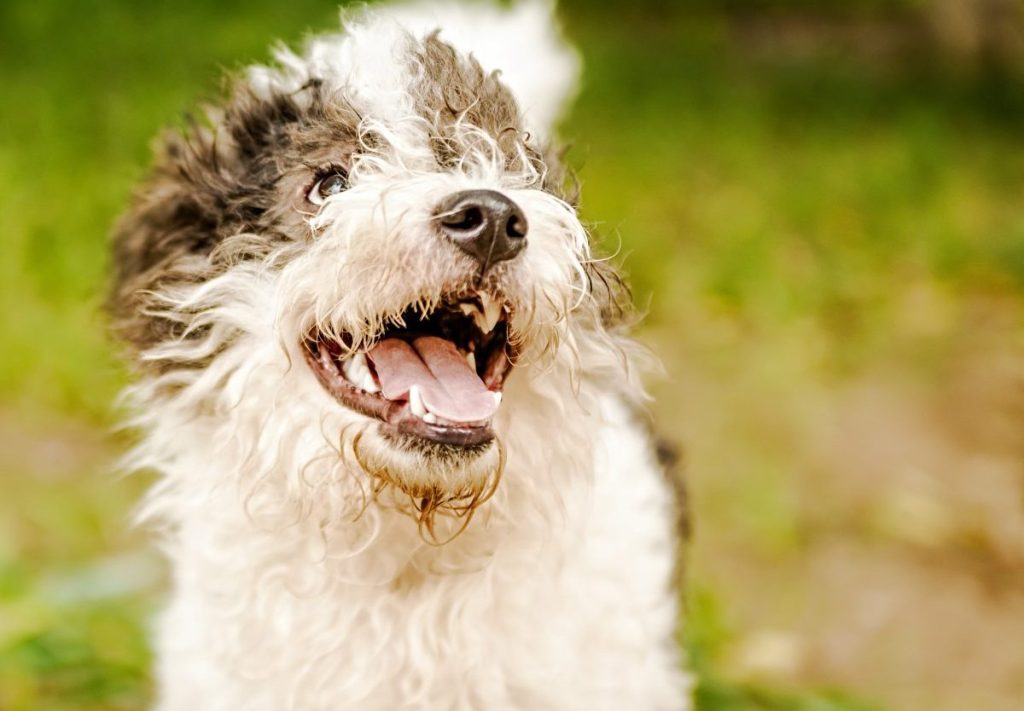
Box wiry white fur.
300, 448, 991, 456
124, 2, 690, 709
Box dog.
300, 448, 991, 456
109, 1, 690, 708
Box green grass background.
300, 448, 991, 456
3, 1, 1024, 709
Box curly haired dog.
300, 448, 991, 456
110, 1, 690, 708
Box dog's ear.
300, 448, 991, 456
108, 88, 301, 358
365, 0, 581, 138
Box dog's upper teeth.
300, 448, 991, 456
459, 302, 477, 317
491, 391, 502, 406
422, 412, 438, 424
408, 385, 427, 418
465, 352, 476, 371
473, 296, 502, 335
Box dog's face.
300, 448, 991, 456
111, 11, 629, 525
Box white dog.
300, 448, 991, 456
110, 1, 690, 708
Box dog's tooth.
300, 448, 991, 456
361, 370, 380, 394
465, 352, 476, 371
471, 310, 486, 334
491, 391, 503, 406
342, 353, 378, 393
481, 298, 502, 334
459, 302, 477, 317
341, 356, 358, 384
352, 356, 372, 388
408, 385, 427, 418
422, 413, 438, 424
347, 354, 365, 381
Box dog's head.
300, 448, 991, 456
111, 2, 637, 530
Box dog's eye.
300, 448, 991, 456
307, 170, 348, 205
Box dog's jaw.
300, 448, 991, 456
302, 290, 516, 448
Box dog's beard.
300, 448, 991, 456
303, 286, 542, 541
303, 291, 511, 541
347, 424, 505, 544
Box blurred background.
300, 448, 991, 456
2, 0, 1024, 709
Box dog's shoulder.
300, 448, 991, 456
622, 397, 692, 546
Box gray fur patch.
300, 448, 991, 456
109, 81, 360, 367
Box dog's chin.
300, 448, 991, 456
353, 425, 502, 503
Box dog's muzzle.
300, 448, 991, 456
436, 190, 527, 273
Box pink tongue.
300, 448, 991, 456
367, 336, 498, 423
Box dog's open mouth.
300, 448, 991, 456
302, 293, 514, 447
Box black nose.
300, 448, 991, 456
435, 189, 528, 271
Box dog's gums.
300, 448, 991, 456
303, 292, 515, 447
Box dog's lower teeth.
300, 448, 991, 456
408, 385, 427, 418
342, 352, 379, 393
361, 372, 379, 394
465, 352, 476, 371
341, 354, 360, 384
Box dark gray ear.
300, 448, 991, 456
108, 124, 226, 360
108, 88, 305, 360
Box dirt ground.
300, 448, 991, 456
650, 290, 1024, 711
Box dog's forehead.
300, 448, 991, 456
247, 1, 580, 144
412, 33, 522, 139
306, 21, 426, 124
252, 24, 521, 141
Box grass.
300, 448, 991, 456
3, 1, 1024, 709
